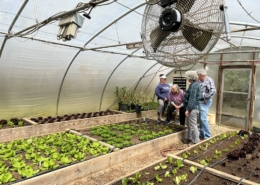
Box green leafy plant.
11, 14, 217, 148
155, 174, 163, 183
193, 150, 198, 154
173, 175, 188, 185
230, 145, 234, 149
59, 156, 72, 165
7, 121, 14, 127
189, 166, 197, 174
222, 148, 229, 152
154, 165, 160, 170
128, 172, 141, 183
214, 149, 222, 156
167, 156, 173, 164
182, 153, 189, 159
235, 139, 240, 145
171, 168, 177, 174
0, 172, 16, 184
199, 145, 205, 151
18, 120, 24, 127
164, 171, 171, 177
18, 165, 40, 178
159, 163, 167, 169
175, 159, 184, 169
199, 159, 208, 166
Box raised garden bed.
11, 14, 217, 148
109, 156, 237, 185
74, 118, 186, 149
0, 132, 111, 184
29, 110, 120, 124
174, 130, 260, 184
0, 118, 33, 130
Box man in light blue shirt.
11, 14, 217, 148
197, 69, 216, 139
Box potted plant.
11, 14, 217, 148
133, 90, 148, 113
115, 86, 133, 111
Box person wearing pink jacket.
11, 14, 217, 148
166, 84, 185, 125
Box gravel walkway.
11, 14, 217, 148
69, 124, 237, 185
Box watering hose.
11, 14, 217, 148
161, 145, 189, 157
237, 159, 260, 185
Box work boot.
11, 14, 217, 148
157, 112, 165, 122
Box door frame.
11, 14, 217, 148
216, 65, 256, 131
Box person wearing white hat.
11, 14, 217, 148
155, 74, 170, 122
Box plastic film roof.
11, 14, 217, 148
0, 0, 260, 119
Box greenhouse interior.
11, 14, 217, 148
1, 0, 260, 184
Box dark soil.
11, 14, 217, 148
75, 119, 186, 149
178, 131, 260, 184
30, 110, 120, 124
111, 158, 237, 185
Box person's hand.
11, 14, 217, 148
176, 108, 179, 112
203, 100, 207, 104
185, 110, 189, 117
176, 105, 181, 109
164, 98, 168, 101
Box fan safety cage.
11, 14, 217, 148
141, 0, 224, 67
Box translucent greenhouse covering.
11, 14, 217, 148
0, 0, 260, 123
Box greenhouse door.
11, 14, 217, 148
218, 67, 252, 129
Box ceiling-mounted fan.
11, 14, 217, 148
141, 0, 230, 67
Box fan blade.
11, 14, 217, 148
182, 21, 213, 52
150, 27, 171, 52
176, 0, 195, 14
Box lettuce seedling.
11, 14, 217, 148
182, 153, 189, 159
199, 159, 208, 166
18, 120, 23, 127
235, 139, 240, 145
0, 172, 16, 184
173, 176, 182, 185
73, 152, 86, 161
167, 156, 173, 164
193, 150, 198, 154
0, 124, 2, 129
175, 159, 184, 169
18, 165, 40, 178
215, 149, 222, 156
41, 159, 59, 170
154, 165, 160, 170
122, 178, 128, 185
59, 156, 72, 165
128, 172, 141, 183
7, 121, 14, 127
230, 145, 234, 149
199, 145, 205, 151
160, 163, 167, 169
189, 166, 197, 174
155, 174, 163, 183
222, 148, 229, 152
164, 171, 171, 177
171, 168, 177, 174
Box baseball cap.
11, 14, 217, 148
160, 75, 167, 79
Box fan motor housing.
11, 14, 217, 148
159, 8, 182, 32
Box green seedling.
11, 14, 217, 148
199, 159, 208, 166
189, 166, 197, 174
215, 149, 222, 156
164, 171, 171, 177
159, 163, 167, 169
205, 157, 211, 163
222, 148, 229, 152
204, 142, 210, 148
213, 154, 218, 159
182, 153, 189, 159
175, 159, 184, 169
154, 165, 160, 170
18, 121, 23, 127
235, 139, 240, 145
128, 172, 141, 183
193, 150, 198, 154
199, 145, 205, 151
230, 145, 234, 149
7, 121, 14, 127
155, 174, 163, 183
167, 156, 173, 164
171, 168, 177, 174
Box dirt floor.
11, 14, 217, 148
69, 124, 237, 185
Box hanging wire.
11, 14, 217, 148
237, 0, 260, 24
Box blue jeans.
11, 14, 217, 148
199, 98, 212, 139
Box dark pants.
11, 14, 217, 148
166, 104, 186, 126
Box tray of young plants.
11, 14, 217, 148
110, 156, 237, 185
75, 118, 186, 149
177, 130, 260, 184
29, 110, 120, 124
0, 132, 111, 184
0, 118, 30, 129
